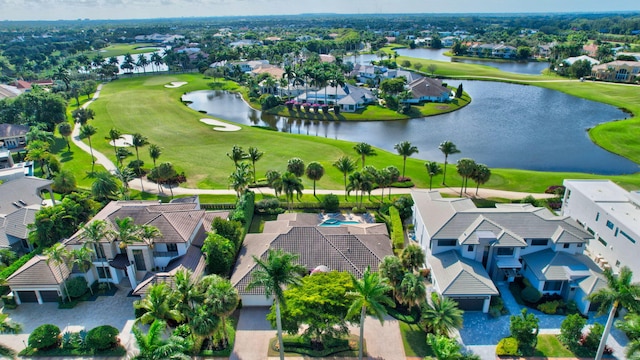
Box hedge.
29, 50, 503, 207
86, 325, 119, 350
496, 337, 519, 356
230, 191, 255, 232
29, 324, 61, 350
0, 251, 37, 294
389, 206, 404, 251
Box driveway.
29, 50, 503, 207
0, 284, 138, 356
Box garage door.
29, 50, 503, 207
40, 291, 59, 303
16, 291, 38, 303
454, 297, 485, 311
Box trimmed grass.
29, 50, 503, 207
399, 322, 433, 357
534, 334, 575, 357
84, 43, 162, 58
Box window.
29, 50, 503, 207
615, 228, 619, 237
531, 239, 548, 246
438, 239, 456, 247
577, 243, 583, 248
606, 220, 614, 230
587, 228, 595, 235
96, 266, 112, 279
620, 230, 637, 244
497, 247, 514, 256
467, 245, 474, 252
595, 212, 600, 221
93, 243, 106, 259
598, 237, 608, 246
166, 243, 178, 252
563, 243, 570, 249
133, 250, 146, 271
543, 281, 562, 291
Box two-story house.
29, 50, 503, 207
412, 190, 601, 314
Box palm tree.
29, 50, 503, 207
136, 54, 150, 74
114, 166, 136, 199
438, 141, 461, 185
305, 161, 324, 197
44, 243, 71, 303
283, 65, 296, 98
134, 283, 184, 325
107, 128, 123, 162
286, 157, 305, 177
347, 171, 364, 207
347, 266, 394, 360
588, 266, 640, 360
58, 122, 72, 152
247, 147, 264, 183
173, 268, 201, 322
227, 145, 247, 168
150, 52, 163, 72
190, 304, 220, 353
72, 108, 95, 125
616, 313, 640, 359
229, 162, 252, 197
400, 244, 425, 272
131, 320, 191, 360
425, 161, 442, 191
131, 133, 149, 171
139, 224, 161, 248
148, 144, 162, 168
203, 275, 239, 348
247, 249, 306, 360
112, 216, 142, 249
80, 124, 97, 172
80, 219, 110, 274
378, 255, 405, 299
265, 170, 283, 197
70, 246, 95, 294
456, 158, 477, 197
53, 66, 71, 91
353, 142, 377, 169
52, 169, 77, 194
421, 293, 464, 337
0, 342, 15, 359
397, 273, 426, 310
155, 162, 178, 198
91, 171, 119, 202
471, 163, 491, 195
333, 156, 357, 200
394, 141, 419, 178
281, 171, 303, 210
25, 140, 50, 175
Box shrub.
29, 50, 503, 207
389, 206, 404, 251
537, 300, 562, 314
86, 325, 119, 351
260, 94, 279, 110
496, 337, 519, 356
520, 286, 542, 303
321, 194, 340, 213
583, 322, 604, 351
255, 198, 284, 214
489, 306, 502, 319
559, 313, 586, 348
29, 324, 61, 350
393, 196, 414, 222
65, 277, 88, 298
1, 294, 17, 309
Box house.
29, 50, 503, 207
0, 123, 29, 151
227, 60, 269, 73
562, 180, 640, 281
403, 77, 451, 104
349, 64, 389, 83
467, 43, 516, 59
231, 213, 392, 306
590, 61, 640, 83
583, 44, 599, 57
0, 176, 55, 252
298, 84, 376, 112
563, 55, 600, 66
411, 190, 598, 313
6, 254, 70, 304
386, 69, 424, 84
0, 84, 22, 100
134, 33, 184, 44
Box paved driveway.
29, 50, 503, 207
0, 284, 137, 355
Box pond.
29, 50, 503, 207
182, 81, 639, 175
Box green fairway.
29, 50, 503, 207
72, 72, 640, 194
84, 43, 163, 58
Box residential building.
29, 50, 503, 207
411, 190, 599, 313
591, 61, 640, 83
0, 123, 29, 151
403, 77, 451, 104
563, 55, 600, 66
0, 84, 21, 100
231, 213, 392, 306
298, 84, 376, 112
562, 180, 640, 280
467, 43, 516, 59
349, 64, 389, 83
6, 254, 70, 304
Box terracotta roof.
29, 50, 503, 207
7, 254, 70, 286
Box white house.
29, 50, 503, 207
562, 180, 640, 281
411, 190, 599, 313
298, 84, 376, 112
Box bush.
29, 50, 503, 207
560, 313, 586, 348
393, 196, 414, 222
321, 194, 340, 213
389, 206, 404, 251
230, 191, 255, 227
260, 94, 280, 110
537, 300, 562, 314
255, 198, 285, 214
583, 322, 604, 351
521, 286, 542, 303
65, 277, 88, 298
29, 324, 61, 350
1, 294, 17, 309
86, 325, 119, 350
496, 337, 519, 356
0, 252, 37, 294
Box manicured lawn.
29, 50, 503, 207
399, 322, 433, 357
84, 43, 161, 58
534, 334, 575, 357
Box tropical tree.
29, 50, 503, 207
286, 157, 305, 177
509, 309, 540, 355
229, 162, 252, 197
353, 142, 377, 169
397, 273, 426, 310
425, 161, 442, 191
378, 255, 405, 299
131, 133, 149, 172
394, 141, 419, 178
438, 141, 461, 185
70, 246, 95, 294
190, 304, 220, 353
25, 140, 50, 174
136, 54, 150, 74
80, 124, 97, 172
0, 342, 15, 359
80, 219, 110, 264
385, 166, 400, 200
346, 171, 364, 207
72, 108, 95, 125
131, 320, 191, 360
155, 162, 178, 198
52, 169, 77, 194
134, 283, 184, 325
148, 144, 162, 168
150, 52, 163, 72
202, 275, 239, 348
426, 334, 462, 360
114, 166, 136, 199
106, 128, 123, 162
53, 66, 71, 91
421, 293, 464, 337
139, 224, 161, 248
471, 163, 491, 195
400, 244, 425, 273
91, 171, 119, 202
281, 171, 303, 210
226, 145, 247, 168
456, 158, 477, 196
58, 122, 72, 152
305, 161, 324, 196
588, 266, 640, 360
247, 146, 264, 183
112, 216, 142, 249
333, 156, 357, 200
347, 266, 394, 360
265, 170, 283, 196
246, 249, 306, 360
44, 243, 71, 302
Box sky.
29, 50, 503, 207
0, 0, 639, 21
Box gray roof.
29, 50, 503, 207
0, 176, 52, 216
407, 77, 450, 99
522, 248, 603, 282
0, 124, 29, 139
7, 254, 70, 286
132, 245, 206, 296
429, 250, 499, 296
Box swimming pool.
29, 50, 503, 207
319, 219, 361, 227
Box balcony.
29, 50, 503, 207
152, 250, 179, 258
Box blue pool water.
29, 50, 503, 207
319, 219, 361, 227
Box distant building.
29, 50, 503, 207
591, 61, 640, 83
403, 77, 451, 104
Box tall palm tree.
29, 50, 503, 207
588, 266, 640, 360
72, 108, 95, 125
139, 224, 161, 248
347, 266, 394, 360
136, 54, 150, 74
203, 275, 239, 348
80, 219, 110, 288
107, 128, 123, 162
131, 320, 191, 360
616, 313, 640, 359
131, 133, 149, 171
394, 141, 419, 178
58, 122, 72, 152
247, 147, 264, 183
112, 216, 142, 249
400, 244, 425, 272
305, 161, 324, 197
378, 255, 405, 299
438, 141, 461, 185
190, 304, 220, 353
425, 161, 442, 191
456, 158, 477, 197
229, 162, 252, 197
247, 249, 305, 360
91, 171, 119, 202
471, 163, 491, 195
226, 145, 247, 168
333, 156, 357, 200
80, 124, 97, 172
353, 142, 377, 169
286, 157, 305, 177
44, 243, 71, 302
173, 268, 201, 322
70, 246, 95, 294
347, 171, 364, 207
150, 52, 163, 72
53, 66, 71, 90
265, 170, 283, 197
148, 144, 162, 168
281, 171, 303, 210
114, 166, 136, 199
134, 283, 184, 325
397, 273, 426, 310
421, 293, 464, 337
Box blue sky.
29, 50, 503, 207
1, 0, 639, 21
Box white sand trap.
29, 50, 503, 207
109, 134, 133, 147
200, 119, 241, 132
165, 82, 188, 88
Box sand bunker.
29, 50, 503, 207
109, 134, 133, 147
165, 82, 188, 88
200, 119, 241, 132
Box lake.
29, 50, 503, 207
183, 81, 638, 175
